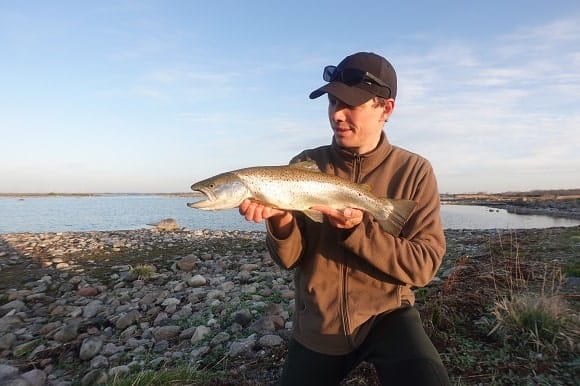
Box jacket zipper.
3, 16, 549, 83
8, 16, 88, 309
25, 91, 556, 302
340, 154, 362, 343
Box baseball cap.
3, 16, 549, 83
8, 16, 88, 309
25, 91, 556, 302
309, 52, 397, 106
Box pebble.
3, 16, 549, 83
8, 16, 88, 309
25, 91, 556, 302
1, 226, 538, 384
0, 229, 295, 384
79, 337, 103, 360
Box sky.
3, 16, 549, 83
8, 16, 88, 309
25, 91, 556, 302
1, 1, 579, 194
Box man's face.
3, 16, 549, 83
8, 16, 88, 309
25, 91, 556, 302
327, 94, 394, 154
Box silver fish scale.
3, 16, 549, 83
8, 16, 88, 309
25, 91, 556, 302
234, 168, 385, 212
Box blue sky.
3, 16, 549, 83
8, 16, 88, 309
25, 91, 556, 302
1, 1, 579, 194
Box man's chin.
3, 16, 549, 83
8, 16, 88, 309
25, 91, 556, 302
333, 137, 356, 151
333, 132, 352, 144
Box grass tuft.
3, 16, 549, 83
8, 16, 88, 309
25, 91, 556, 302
489, 293, 578, 352
129, 264, 157, 280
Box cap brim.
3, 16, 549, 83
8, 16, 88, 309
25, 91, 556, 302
309, 82, 374, 106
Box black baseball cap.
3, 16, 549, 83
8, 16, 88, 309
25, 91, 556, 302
309, 52, 397, 106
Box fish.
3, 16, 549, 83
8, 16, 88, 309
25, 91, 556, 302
187, 161, 416, 236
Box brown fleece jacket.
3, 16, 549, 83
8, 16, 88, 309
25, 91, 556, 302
266, 132, 445, 355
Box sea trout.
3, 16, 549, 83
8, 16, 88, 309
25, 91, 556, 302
187, 161, 416, 236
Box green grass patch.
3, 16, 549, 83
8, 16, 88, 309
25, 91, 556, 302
562, 259, 580, 277
106, 365, 222, 386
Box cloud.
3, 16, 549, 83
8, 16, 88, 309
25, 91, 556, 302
388, 16, 580, 192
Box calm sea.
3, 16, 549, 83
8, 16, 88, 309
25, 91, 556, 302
0, 195, 579, 234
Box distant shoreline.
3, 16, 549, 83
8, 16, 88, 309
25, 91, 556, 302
442, 190, 580, 220
0, 192, 198, 198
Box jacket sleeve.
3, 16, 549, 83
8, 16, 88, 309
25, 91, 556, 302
342, 163, 446, 287
264, 153, 312, 270
265, 216, 306, 270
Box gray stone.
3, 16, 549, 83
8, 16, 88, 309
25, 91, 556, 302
53, 320, 80, 343
119, 325, 138, 341
240, 263, 259, 272
161, 297, 180, 307
0, 364, 19, 379
0, 314, 24, 333
1, 377, 29, 386
206, 290, 225, 301
90, 355, 109, 369
79, 336, 103, 360
83, 300, 103, 319
190, 345, 210, 359
153, 325, 180, 342
0, 299, 27, 315
115, 309, 140, 330
0, 332, 17, 350
152, 311, 168, 326
179, 326, 197, 340
190, 325, 211, 344
210, 331, 230, 346
177, 254, 197, 272
39, 321, 62, 335
259, 334, 284, 347
228, 334, 256, 357
249, 315, 276, 333
152, 340, 169, 353
150, 218, 180, 231
20, 369, 47, 386
81, 369, 108, 385
189, 274, 207, 287
232, 309, 253, 327
100, 342, 123, 356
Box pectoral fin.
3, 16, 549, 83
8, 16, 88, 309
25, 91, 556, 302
302, 209, 324, 223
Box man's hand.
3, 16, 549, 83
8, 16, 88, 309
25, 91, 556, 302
310, 206, 363, 229
239, 199, 294, 238
239, 199, 287, 223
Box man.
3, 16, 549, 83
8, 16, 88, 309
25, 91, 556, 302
239, 52, 450, 385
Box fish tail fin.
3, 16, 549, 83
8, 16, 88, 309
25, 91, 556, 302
376, 199, 416, 235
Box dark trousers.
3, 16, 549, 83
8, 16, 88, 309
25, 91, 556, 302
279, 305, 450, 386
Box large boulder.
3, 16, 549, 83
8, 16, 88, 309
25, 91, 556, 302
149, 218, 180, 231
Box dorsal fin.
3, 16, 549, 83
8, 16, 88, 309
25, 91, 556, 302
288, 160, 321, 172
358, 183, 372, 192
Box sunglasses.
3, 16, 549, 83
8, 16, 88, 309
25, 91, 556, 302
323, 65, 389, 89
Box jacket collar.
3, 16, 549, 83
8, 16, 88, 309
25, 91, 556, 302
330, 132, 393, 177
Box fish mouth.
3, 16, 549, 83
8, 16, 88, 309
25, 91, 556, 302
186, 188, 215, 209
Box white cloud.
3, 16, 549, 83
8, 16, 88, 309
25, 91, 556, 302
388, 15, 580, 192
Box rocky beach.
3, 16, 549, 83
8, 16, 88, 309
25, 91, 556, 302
0, 220, 579, 385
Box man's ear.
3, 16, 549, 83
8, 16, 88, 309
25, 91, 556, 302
383, 98, 395, 122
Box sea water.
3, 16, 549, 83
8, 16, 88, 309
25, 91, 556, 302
0, 196, 578, 234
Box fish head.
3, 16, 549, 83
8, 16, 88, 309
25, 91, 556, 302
187, 172, 249, 210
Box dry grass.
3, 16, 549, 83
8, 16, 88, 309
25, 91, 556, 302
490, 293, 578, 352
420, 228, 580, 385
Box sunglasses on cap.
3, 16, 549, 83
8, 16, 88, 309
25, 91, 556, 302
323, 65, 389, 88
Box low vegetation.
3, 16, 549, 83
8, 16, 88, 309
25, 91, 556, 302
420, 227, 579, 385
